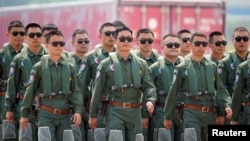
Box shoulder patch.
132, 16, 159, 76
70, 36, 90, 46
28, 74, 35, 84
234, 74, 240, 84
230, 63, 235, 70
109, 64, 115, 71
9, 66, 15, 76
79, 63, 86, 72
94, 57, 99, 64
96, 70, 101, 79
171, 74, 177, 84
217, 67, 223, 74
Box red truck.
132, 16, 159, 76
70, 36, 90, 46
0, 0, 226, 54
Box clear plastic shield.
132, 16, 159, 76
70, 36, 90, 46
2, 120, 16, 139
94, 128, 105, 141
109, 130, 123, 141
19, 123, 32, 141
158, 128, 171, 141
38, 126, 51, 141
71, 125, 82, 141
63, 130, 75, 141
184, 128, 197, 141
135, 133, 144, 141
88, 129, 94, 141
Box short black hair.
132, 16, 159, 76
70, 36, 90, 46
41, 23, 58, 34
72, 29, 88, 40
45, 30, 64, 43
112, 20, 126, 29
208, 31, 224, 43
190, 32, 207, 42
8, 20, 24, 32
114, 26, 133, 39
136, 28, 154, 39
177, 29, 191, 39
25, 23, 41, 34
99, 22, 115, 34
233, 26, 250, 37
162, 33, 178, 40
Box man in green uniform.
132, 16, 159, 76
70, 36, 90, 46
0, 20, 25, 140
164, 32, 232, 141
150, 34, 184, 141
41, 23, 58, 44
5, 23, 48, 141
86, 22, 116, 128
231, 57, 250, 125
217, 27, 250, 124
19, 30, 83, 141
68, 29, 90, 141
207, 31, 227, 65
89, 26, 157, 141
132, 28, 160, 141
177, 29, 192, 57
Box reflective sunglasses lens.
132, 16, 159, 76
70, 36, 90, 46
243, 36, 249, 42
139, 39, 147, 44
118, 37, 126, 42
182, 38, 190, 43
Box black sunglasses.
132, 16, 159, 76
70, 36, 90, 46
103, 31, 115, 37
118, 36, 133, 42
77, 39, 90, 44
164, 42, 180, 48
11, 31, 25, 36
181, 37, 191, 43
235, 36, 249, 42
139, 38, 154, 44
51, 41, 65, 47
193, 41, 208, 47
214, 40, 227, 46
28, 32, 42, 38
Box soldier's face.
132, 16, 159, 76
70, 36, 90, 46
72, 33, 89, 55
136, 33, 154, 53
162, 36, 180, 58
100, 26, 115, 47
7, 27, 25, 47
191, 36, 207, 58
180, 33, 192, 53
209, 35, 226, 56
232, 31, 250, 53
47, 35, 64, 56
115, 30, 133, 52
25, 27, 42, 47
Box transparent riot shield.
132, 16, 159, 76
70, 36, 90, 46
63, 129, 75, 141
184, 128, 197, 141
109, 130, 123, 141
2, 120, 16, 139
94, 128, 105, 141
19, 123, 32, 141
71, 125, 82, 141
38, 126, 51, 141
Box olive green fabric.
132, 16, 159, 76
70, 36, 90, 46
164, 56, 218, 141
216, 51, 249, 115
20, 55, 83, 141
41, 55, 70, 96
109, 52, 141, 89
185, 55, 215, 96
89, 52, 156, 141
149, 56, 184, 141
231, 59, 250, 123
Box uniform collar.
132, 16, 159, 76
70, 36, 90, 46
27, 46, 44, 57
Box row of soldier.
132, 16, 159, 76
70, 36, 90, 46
0, 20, 249, 141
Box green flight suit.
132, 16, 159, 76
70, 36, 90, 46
21, 55, 83, 141
133, 49, 160, 141
68, 53, 90, 141
0, 44, 25, 123
231, 59, 250, 124
217, 51, 249, 124
164, 55, 223, 141
89, 52, 157, 141
86, 46, 116, 128
5, 46, 48, 141
205, 54, 226, 65
149, 56, 184, 141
